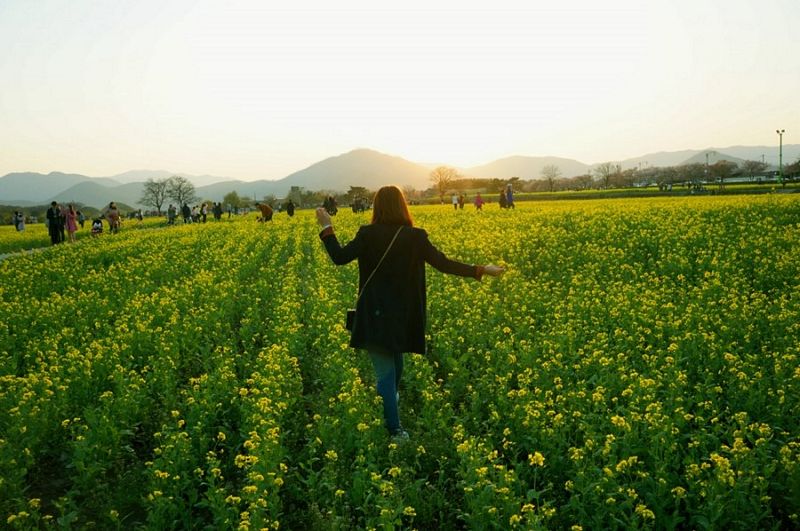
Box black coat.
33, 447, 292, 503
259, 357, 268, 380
321, 223, 480, 354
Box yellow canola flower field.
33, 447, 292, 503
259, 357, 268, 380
1, 196, 799, 529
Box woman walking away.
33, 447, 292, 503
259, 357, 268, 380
316, 185, 504, 442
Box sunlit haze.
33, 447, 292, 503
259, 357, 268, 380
1, 0, 798, 180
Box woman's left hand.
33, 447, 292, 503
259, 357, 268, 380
316, 207, 332, 227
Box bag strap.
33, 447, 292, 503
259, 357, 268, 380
356, 226, 403, 304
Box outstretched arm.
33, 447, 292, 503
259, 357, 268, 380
421, 229, 505, 280
316, 207, 363, 265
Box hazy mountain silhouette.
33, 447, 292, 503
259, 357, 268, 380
50, 181, 147, 209
193, 149, 432, 204
272, 148, 432, 191
106, 170, 173, 184
620, 145, 800, 170
465, 156, 591, 179
106, 170, 232, 187
679, 151, 747, 166
0, 171, 119, 202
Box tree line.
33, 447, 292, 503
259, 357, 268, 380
427, 156, 800, 197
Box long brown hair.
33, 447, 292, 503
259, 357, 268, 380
371, 185, 413, 226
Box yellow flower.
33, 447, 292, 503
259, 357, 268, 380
611, 415, 627, 428
528, 452, 545, 466
635, 503, 655, 519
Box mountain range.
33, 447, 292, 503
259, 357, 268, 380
2, 144, 798, 209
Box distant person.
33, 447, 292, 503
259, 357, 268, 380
458, 194, 465, 210
136, 209, 143, 223
227, 203, 233, 219
505, 184, 515, 209
14, 211, 25, 232
451, 193, 459, 211
213, 202, 223, 221
474, 193, 484, 211
65, 204, 78, 243
256, 202, 273, 222
315, 185, 505, 441
91, 218, 103, 237
191, 205, 199, 223
324, 195, 338, 216
46, 201, 62, 245
58, 204, 67, 242
77, 210, 86, 229
104, 202, 121, 234
286, 199, 295, 217
182, 203, 191, 224
200, 203, 208, 223
167, 204, 177, 225
499, 189, 507, 209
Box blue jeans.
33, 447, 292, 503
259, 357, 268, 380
369, 350, 404, 434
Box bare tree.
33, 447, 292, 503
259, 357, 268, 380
573, 173, 594, 190
140, 178, 169, 214
166, 176, 198, 207
741, 160, 768, 181
403, 185, 423, 203
710, 160, 737, 189
594, 162, 617, 189
786, 157, 800, 180
541, 165, 561, 192
429, 166, 459, 204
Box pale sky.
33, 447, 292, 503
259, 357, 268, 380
1, 0, 798, 180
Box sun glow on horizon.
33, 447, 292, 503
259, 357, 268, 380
0, 0, 798, 180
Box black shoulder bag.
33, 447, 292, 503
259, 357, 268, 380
346, 226, 403, 331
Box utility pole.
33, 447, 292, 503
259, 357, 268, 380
776, 129, 785, 184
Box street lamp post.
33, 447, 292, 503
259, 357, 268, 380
776, 129, 785, 184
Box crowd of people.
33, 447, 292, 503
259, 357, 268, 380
448, 184, 514, 211
12, 187, 517, 250
166, 202, 228, 225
